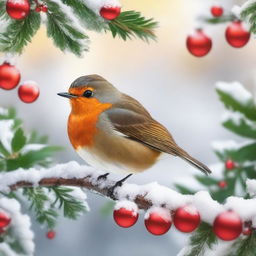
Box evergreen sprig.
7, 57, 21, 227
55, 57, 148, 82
107, 11, 158, 41
241, 2, 256, 34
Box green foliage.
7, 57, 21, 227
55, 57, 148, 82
200, 15, 235, 24
184, 223, 217, 256
108, 11, 157, 41
0, 12, 41, 53
216, 87, 256, 121
11, 128, 26, 153
241, 2, 256, 34
0, 0, 157, 55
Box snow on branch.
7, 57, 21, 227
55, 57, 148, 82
2, 161, 256, 226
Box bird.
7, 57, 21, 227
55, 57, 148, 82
58, 75, 211, 196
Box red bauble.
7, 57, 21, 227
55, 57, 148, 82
41, 5, 48, 12
174, 205, 200, 233
225, 159, 235, 170
186, 29, 212, 57
0, 212, 11, 228
213, 211, 242, 241
100, 6, 121, 20
113, 207, 138, 228
35, 6, 41, 12
144, 208, 172, 235
218, 181, 227, 189
225, 21, 250, 48
18, 81, 40, 103
6, 0, 30, 20
242, 227, 252, 236
46, 230, 56, 239
211, 6, 223, 17
0, 63, 20, 90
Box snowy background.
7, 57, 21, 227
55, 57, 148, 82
1, 0, 256, 255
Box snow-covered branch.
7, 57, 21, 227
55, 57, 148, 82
2, 161, 256, 227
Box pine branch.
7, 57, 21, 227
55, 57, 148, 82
198, 15, 235, 24
107, 11, 158, 41
0, 12, 41, 53
241, 2, 256, 34
46, 0, 89, 56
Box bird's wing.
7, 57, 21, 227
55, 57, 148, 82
105, 94, 181, 155
105, 94, 211, 175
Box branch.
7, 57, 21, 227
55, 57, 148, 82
1, 161, 256, 226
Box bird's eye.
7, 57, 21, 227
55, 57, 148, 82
83, 90, 93, 98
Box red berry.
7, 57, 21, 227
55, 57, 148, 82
100, 6, 121, 20
0, 212, 11, 228
186, 29, 212, 57
218, 181, 227, 189
46, 230, 55, 239
6, 0, 30, 20
144, 208, 172, 236
243, 227, 252, 236
35, 6, 41, 12
213, 211, 242, 241
113, 207, 138, 228
174, 205, 200, 233
211, 6, 224, 17
225, 160, 235, 170
225, 21, 250, 48
41, 5, 48, 12
0, 63, 21, 90
18, 81, 40, 103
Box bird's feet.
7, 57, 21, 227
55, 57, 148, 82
107, 174, 133, 200
97, 173, 110, 181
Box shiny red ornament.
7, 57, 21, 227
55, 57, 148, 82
0, 212, 11, 228
18, 81, 40, 103
186, 29, 212, 57
213, 211, 242, 241
225, 21, 250, 48
218, 181, 227, 189
225, 159, 235, 170
100, 6, 121, 20
145, 209, 172, 235
6, 0, 30, 20
211, 5, 223, 17
174, 205, 200, 233
46, 230, 56, 239
113, 207, 138, 228
0, 62, 20, 90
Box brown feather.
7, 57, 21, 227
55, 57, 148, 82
105, 93, 211, 175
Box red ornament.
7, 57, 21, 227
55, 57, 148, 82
186, 29, 212, 57
213, 211, 242, 241
218, 181, 227, 189
113, 207, 138, 228
0, 212, 11, 228
242, 227, 252, 236
46, 230, 56, 239
41, 5, 48, 12
225, 21, 250, 48
35, 6, 41, 12
6, 0, 30, 20
225, 159, 235, 170
174, 205, 200, 233
144, 208, 172, 235
100, 6, 121, 20
18, 81, 40, 103
211, 6, 224, 17
0, 62, 20, 90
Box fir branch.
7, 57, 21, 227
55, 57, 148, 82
0, 12, 41, 53
107, 11, 158, 41
51, 187, 87, 219
46, 0, 89, 56
185, 222, 218, 256
199, 15, 235, 24
241, 2, 256, 34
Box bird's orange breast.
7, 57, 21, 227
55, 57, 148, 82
68, 98, 112, 149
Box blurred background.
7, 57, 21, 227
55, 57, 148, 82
1, 0, 256, 255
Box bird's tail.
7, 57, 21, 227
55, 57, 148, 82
176, 148, 211, 175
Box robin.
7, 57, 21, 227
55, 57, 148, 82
58, 75, 211, 196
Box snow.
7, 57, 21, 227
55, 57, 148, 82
115, 200, 138, 216
144, 207, 171, 221
22, 144, 46, 154
0, 198, 34, 255
83, 0, 121, 14
246, 179, 256, 197
231, 5, 242, 18
216, 81, 253, 105
211, 140, 253, 153
0, 107, 8, 116
0, 120, 14, 153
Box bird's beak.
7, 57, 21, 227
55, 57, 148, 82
57, 92, 77, 99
